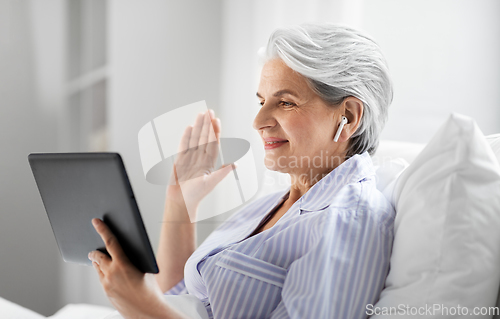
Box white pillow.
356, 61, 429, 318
486, 133, 500, 164
371, 114, 500, 318
374, 140, 426, 165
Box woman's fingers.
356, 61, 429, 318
88, 250, 110, 266
206, 136, 219, 159
206, 114, 221, 159
199, 111, 211, 151
208, 110, 218, 143
212, 117, 221, 143
185, 110, 219, 152
91, 219, 127, 262
92, 260, 105, 280
174, 110, 223, 187
188, 112, 204, 149
178, 125, 192, 153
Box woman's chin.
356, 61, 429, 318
263, 160, 290, 174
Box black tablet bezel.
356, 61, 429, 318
28, 152, 159, 274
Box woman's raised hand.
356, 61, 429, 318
167, 110, 235, 219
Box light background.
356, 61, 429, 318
0, 0, 498, 315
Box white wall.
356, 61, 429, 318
54, 0, 225, 307
0, 0, 61, 316
218, 0, 500, 152
107, 0, 222, 267
362, 0, 500, 143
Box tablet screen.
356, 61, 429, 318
28, 152, 158, 274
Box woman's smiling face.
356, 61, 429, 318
253, 59, 346, 175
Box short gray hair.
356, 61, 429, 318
260, 24, 393, 157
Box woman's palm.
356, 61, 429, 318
170, 110, 234, 217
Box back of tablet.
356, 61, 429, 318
28, 153, 158, 273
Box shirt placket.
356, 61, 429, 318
196, 192, 289, 274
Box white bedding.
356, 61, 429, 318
0, 294, 208, 319
49, 304, 116, 319
0, 296, 113, 319
0, 296, 45, 319
0, 298, 111, 319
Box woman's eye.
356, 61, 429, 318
279, 101, 295, 107
258, 101, 264, 106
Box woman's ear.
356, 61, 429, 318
335, 96, 363, 142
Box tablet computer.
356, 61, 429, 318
28, 152, 158, 273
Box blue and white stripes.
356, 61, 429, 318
165, 152, 395, 318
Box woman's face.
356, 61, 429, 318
254, 59, 345, 175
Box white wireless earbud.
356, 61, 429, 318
333, 116, 348, 142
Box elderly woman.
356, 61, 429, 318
88, 23, 394, 318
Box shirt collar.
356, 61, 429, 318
234, 152, 374, 242
298, 152, 375, 212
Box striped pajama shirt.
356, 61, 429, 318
165, 152, 395, 318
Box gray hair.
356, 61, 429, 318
260, 24, 393, 157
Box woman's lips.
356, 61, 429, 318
263, 138, 288, 150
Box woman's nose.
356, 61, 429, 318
252, 103, 276, 131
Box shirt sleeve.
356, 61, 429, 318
268, 208, 393, 319
163, 278, 188, 295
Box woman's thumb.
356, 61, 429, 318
207, 163, 237, 188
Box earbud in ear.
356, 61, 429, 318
333, 116, 348, 142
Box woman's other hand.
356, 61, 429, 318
168, 110, 235, 217
88, 218, 184, 319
